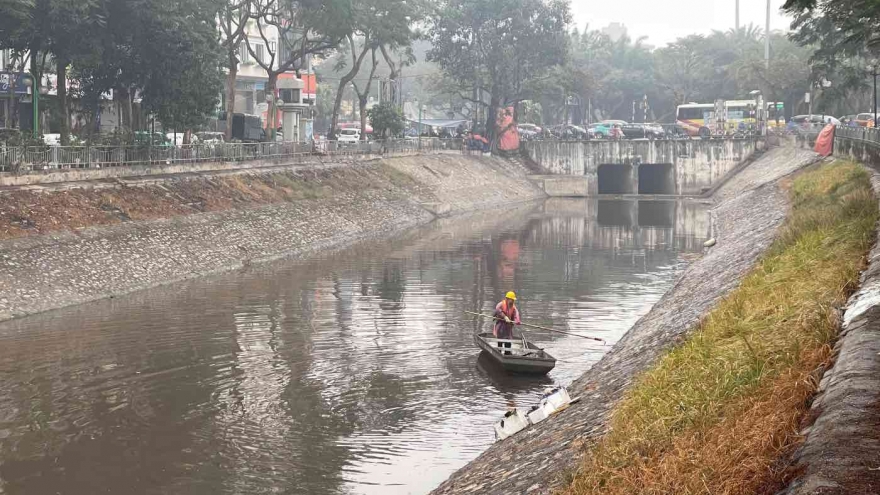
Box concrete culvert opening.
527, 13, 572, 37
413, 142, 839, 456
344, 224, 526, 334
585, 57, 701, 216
638, 201, 675, 227
597, 164, 635, 194
638, 163, 675, 195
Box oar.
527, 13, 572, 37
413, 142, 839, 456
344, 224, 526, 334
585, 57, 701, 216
464, 310, 605, 343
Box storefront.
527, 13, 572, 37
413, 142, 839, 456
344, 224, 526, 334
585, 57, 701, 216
0, 72, 32, 130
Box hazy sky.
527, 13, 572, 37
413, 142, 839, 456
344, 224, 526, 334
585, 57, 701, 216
571, 0, 794, 47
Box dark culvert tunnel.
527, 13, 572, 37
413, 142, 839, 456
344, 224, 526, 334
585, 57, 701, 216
637, 163, 675, 195
597, 164, 635, 194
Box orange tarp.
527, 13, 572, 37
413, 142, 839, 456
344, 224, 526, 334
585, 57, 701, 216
496, 107, 520, 151
814, 124, 835, 156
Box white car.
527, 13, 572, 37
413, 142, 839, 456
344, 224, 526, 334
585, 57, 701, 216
337, 128, 361, 143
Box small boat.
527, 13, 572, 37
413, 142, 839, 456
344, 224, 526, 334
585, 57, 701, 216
474, 332, 556, 375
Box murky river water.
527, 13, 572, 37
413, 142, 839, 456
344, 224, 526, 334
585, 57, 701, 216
0, 198, 709, 495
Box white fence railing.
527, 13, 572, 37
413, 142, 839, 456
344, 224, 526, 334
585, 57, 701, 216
835, 125, 880, 144
0, 138, 467, 174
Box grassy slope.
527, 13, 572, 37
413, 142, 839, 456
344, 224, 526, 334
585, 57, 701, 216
563, 161, 878, 495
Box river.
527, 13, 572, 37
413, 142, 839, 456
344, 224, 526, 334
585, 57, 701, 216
0, 198, 710, 495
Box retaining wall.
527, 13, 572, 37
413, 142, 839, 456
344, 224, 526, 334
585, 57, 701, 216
523, 138, 758, 196
0, 154, 545, 322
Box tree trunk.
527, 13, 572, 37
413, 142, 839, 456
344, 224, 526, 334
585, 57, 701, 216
354, 49, 379, 141
330, 34, 371, 140
358, 96, 368, 140
266, 72, 278, 141
30, 49, 40, 138
225, 61, 237, 141
485, 92, 501, 145
116, 86, 132, 132
58, 60, 70, 145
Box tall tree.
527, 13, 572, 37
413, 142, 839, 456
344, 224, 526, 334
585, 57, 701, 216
327, 0, 422, 139
219, 0, 250, 141
428, 0, 571, 143
351, 47, 379, 140
655, 35, 710, 108
247, 0, 348, 141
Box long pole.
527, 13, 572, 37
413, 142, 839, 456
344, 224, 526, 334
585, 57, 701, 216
808, 81, 813, 118
765, 0, 771, 72
464, 310, 605, 343
33, 80, 38, 139
874, 70, 877, 129
736, 0, 740, 31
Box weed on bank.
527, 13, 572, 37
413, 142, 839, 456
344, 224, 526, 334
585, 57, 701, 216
563, 161, 878, 495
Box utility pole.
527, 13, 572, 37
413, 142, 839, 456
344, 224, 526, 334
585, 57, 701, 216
736, 0, 740, 31
765, 0, 771, 71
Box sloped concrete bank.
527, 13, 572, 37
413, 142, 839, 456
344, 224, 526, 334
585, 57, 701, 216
0, 154, 544, 322
779, 171, 880, 495
431, 146, 821, 495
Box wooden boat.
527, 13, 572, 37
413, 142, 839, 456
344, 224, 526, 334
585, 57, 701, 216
474, 332, 556, 375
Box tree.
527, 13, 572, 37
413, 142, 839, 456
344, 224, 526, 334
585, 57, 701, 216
328, 0, 422, 140
655, 36, 711, 108
428, 0, 571, 143
139, 5, 225, 139
247, 0, 348, 141
219, 0, 250, 141
784, 0, 880, 50
367, 101, 405, 139
0, 0, 104, 143
784, 0, 879, 115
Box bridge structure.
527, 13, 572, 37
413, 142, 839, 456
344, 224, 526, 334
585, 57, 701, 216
521, 138, 760, 197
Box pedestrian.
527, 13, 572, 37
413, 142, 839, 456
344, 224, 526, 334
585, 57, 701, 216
493, 291, 521, 355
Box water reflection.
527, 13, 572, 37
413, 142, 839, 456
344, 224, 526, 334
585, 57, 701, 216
0, 199, 709, 495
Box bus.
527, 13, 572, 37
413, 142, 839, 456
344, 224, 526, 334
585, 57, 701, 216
676, 100, 786, 137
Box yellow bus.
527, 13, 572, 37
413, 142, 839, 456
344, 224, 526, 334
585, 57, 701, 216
676, 100, 785, 136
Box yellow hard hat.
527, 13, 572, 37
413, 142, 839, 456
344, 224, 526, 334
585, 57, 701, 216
505, 291, 517, 301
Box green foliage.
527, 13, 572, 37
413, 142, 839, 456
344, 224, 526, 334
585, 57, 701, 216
784, 1, 880, 115
368, 102, 405, 138
137, 0, 224, 131
428, 0, 571, 137
536, 25, 815, 123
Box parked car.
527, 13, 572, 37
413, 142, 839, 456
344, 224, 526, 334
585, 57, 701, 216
133, 131, 171, 147
853, 112, 875, 127
587, 123, 613, 138
619, 123, 666, 139
517, 123, 543, 140
557, 124, 588, 139
337, 128, 361, 144
42, 133, 62, 146
196, 132, 226, 145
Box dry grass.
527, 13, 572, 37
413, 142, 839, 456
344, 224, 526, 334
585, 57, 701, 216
563, 161, 878, 495
0, 165, 419, 240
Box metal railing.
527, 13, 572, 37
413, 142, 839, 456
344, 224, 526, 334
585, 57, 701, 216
835, 125, 880, 144
0, 138, 467, 174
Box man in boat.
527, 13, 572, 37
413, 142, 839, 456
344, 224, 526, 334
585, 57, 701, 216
494, 291, 521, 354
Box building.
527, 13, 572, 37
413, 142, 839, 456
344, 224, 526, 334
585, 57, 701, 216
221, 21, 317, 139
601, 23, 628, 42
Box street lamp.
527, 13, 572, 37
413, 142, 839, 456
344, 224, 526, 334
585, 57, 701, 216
416, 99, 422, 150
872, 60, 879, 128
21, 75, 36, 138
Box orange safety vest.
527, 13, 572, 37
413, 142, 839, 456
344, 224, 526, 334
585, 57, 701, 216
498, 300, 517, 319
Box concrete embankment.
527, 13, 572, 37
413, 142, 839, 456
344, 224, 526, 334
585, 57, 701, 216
430, 146, 820, 495
0, 154, 544, 322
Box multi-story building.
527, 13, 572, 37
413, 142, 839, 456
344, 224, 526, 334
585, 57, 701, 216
221, 20, 317, 139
